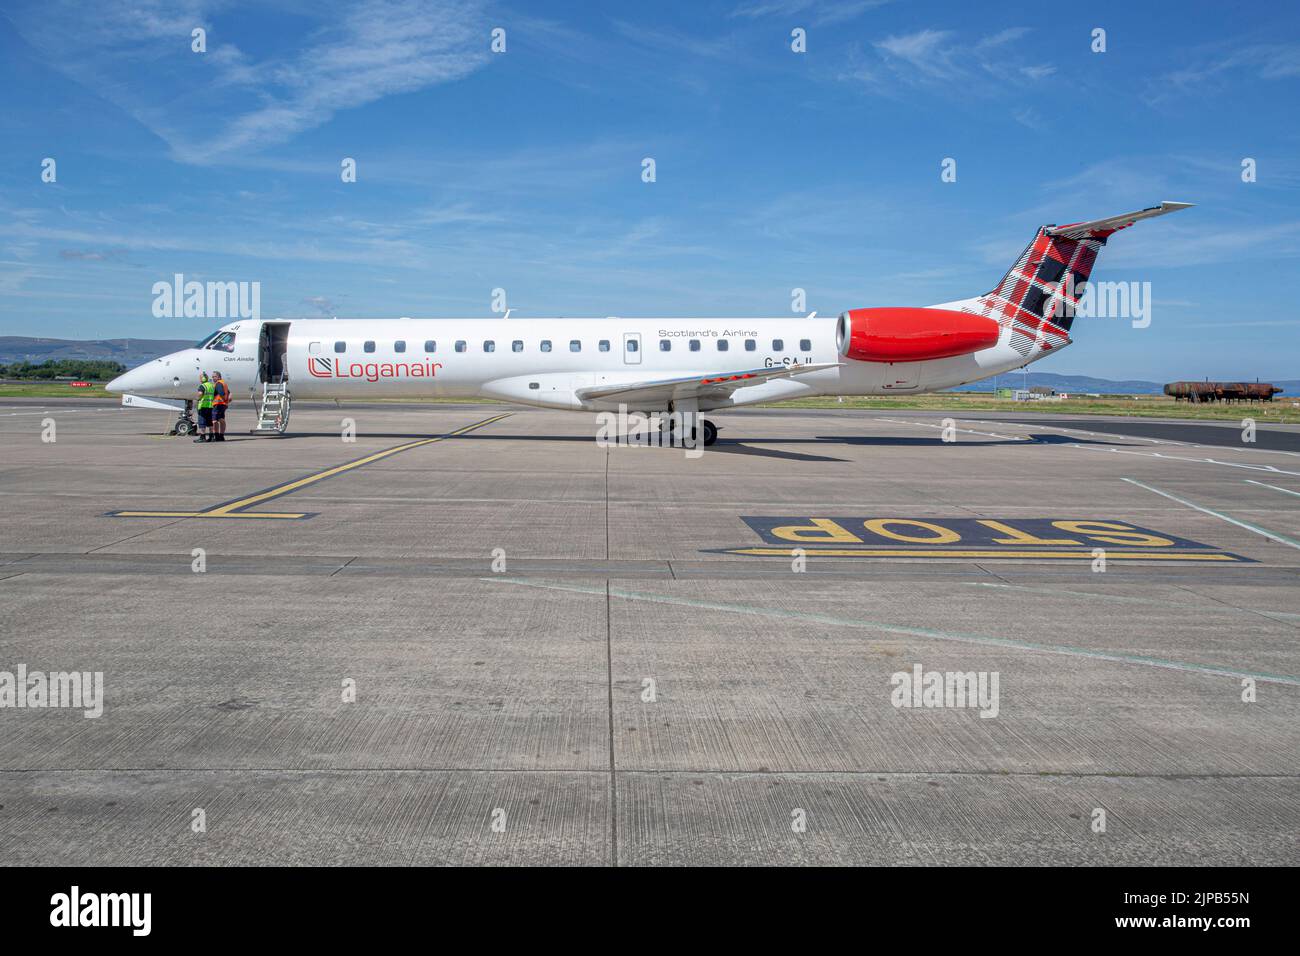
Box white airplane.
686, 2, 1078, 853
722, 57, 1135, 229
107, 202, 1190, 446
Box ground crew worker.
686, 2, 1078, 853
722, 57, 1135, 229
195, 372, 216, 443
211, 371, 230, 442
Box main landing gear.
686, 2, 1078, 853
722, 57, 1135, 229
661, 412, 718, 447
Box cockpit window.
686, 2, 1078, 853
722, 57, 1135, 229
194, 330, 236, 351
205, 331, 237, 353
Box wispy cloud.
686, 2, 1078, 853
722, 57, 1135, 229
730, 1, 893, 26
610, 20, 742, 60
1145, 41, 1300, 103
59, 249, 132, 263
9, 0, 491, 164
300, 295, 342, 316
850, 26, 1055, 96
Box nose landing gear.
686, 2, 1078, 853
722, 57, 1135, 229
170, 401, 197, 437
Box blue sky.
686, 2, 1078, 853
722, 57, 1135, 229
1, 0, 1297, 380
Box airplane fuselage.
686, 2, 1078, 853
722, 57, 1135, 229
111, 313, 1042, 412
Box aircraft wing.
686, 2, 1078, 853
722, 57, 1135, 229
576, 362, 840, 407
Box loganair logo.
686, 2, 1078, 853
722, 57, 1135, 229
308, 357, 443, 381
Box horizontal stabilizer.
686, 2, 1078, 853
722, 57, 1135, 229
1045, 201, 1193, 240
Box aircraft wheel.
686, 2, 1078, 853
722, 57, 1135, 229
702, 419, 717, 447
174, 419, 194, 436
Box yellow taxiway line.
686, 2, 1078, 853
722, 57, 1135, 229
108, 413, 509, 520
721, 548, 1242, 561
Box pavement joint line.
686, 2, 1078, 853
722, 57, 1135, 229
84, 514, 198, 554
329, 557, 358, 577
105, 412, 510, 520
1166, 580, 1300, 630
1246, 479, 1300, 498
964, 582, 1300, 622
484, 577, 1300, 687
604, 580, 617, 868
1122, 477, 1300, 552
3, 768, 1297, 779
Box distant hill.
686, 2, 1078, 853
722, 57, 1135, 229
0, 336, 191, 366
952, 373, 1297, 396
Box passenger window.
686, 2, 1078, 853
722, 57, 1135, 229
334, 341, 347, 353
570, 340, 581, 352
717, 340, 729, 351
364, 341, 376, 353
689, 340, 700, 352
394, 340, 406, 353
484, 340, 495, 352
626, 339, 639, 353
659, 339, 671, 351
541, 340, 552, 352
598, 340, 610, 352
455, 341, 467, 353
772, 339, 783, 351
424, 340, 436, 352
512, 340, 524, 352
800, 338, 812, 351
744, 339, 756, 352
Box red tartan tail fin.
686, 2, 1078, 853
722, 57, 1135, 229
977, 201, 1192, 333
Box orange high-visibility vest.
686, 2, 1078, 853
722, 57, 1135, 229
213, 380, 230, 406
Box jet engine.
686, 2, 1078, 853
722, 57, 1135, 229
836, 308, 1000, 363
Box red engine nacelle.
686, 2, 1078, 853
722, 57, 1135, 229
836, 308, 1000, 363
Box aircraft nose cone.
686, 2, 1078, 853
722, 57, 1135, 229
105, 364, 154, 394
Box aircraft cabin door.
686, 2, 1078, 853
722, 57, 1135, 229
258, 321, 292, 383
623, 332, 642, 365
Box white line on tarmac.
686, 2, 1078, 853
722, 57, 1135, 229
871, 417, 1029, 442
963, 418, 1186, 445
873, 417, 1300, 475
964, 581, 1300, 622
1072, 444, 1300, 477
964, 418, 1300, 459
484, 576, 1300, 686
1245, 479, 1300, 498
3, 408, 123, 416
1122, 478, 1300, 551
